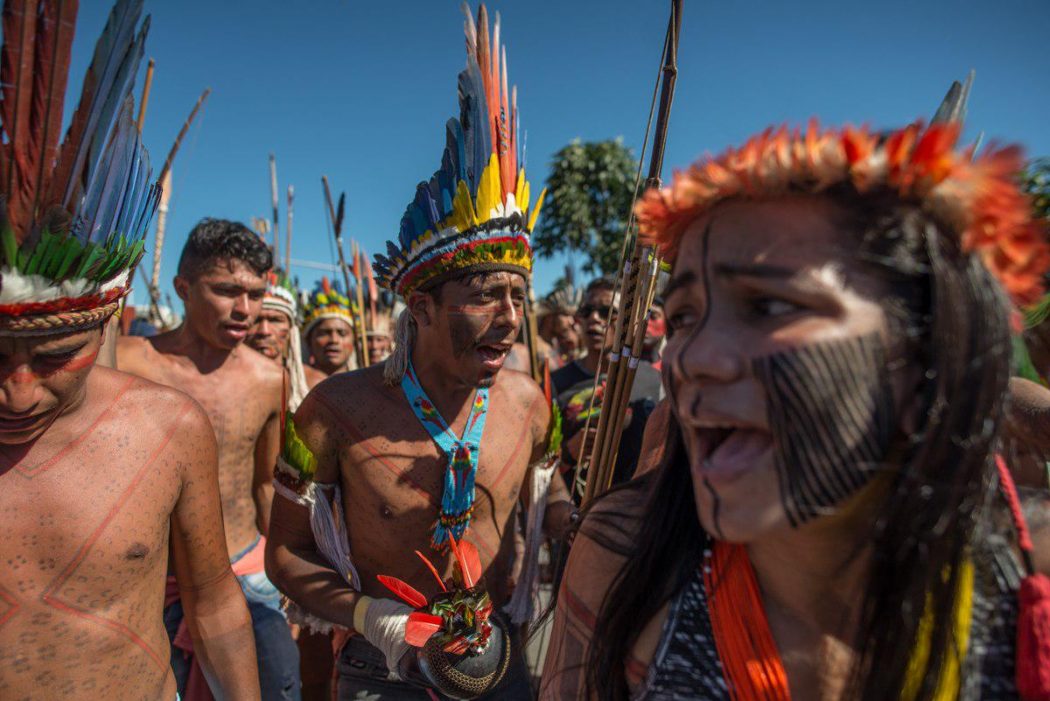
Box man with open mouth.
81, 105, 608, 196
302, 278, 358, 377
0, 2, 258, 698
265, 5, 576, 699
118, 219, 297, 699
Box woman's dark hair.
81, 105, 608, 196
176, 218, 272, 279
585, 188, 1012, 701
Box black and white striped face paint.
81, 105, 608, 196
752, 333, 895, 527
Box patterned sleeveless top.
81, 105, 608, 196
633, 539, 1022, 701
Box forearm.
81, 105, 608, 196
182, 571, 261, 700
266, 520, 363, 630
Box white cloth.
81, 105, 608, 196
354, 595, 412, 676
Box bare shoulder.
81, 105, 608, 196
297, 363, 392, 431
115, 333, 157, 370
304, 364, 326, 390
238, 344, 284, 384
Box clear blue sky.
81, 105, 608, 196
68, 0, 1050, 308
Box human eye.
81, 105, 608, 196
37, 345, 85, 364
746, 296, 800, 319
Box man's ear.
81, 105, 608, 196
173, 275, 190, 302
408, 292, 434, 328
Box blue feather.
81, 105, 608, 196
59, 0, 147, 212
449, 119, 467, 185
409, 203, 428, 237
399, 210, 417, 250
387, 241, 401, 261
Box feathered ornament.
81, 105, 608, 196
372, 2, 545, 297
0, 0, 159, 333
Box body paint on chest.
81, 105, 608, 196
752, 332, 895, 527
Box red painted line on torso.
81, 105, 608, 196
6, 375, 136, 478
0, 582, 19, 631
561, 584, 597, 630
489, 392, 542, 490
40, 400, 193, 672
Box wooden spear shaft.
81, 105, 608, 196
148, 169, 173, 325
351, 241, 370, 367
269, 154, 280, 261
321, 176, 360, 365
285, 185, 294, 273
136, 59, 155, 134
581, 0, 682, 505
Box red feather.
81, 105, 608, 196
405, 612, 443, 647
448, 536, 481, 589
30, 0, 77, 219
415, 550, 447, 592
376, 575, 427, 609
1, 0, 39, 236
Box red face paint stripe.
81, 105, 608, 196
38, 400, 192, 673
41, 348, 99, 376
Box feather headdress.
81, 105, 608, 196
636, 120, 1050, 307
372, 3, 545, 297
263, 269, 298, 324
302, 276, 356, 337
0, 0, 159, 333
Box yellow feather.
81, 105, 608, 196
476, 153, 502, 221
450, 180, 478, 231
528, 187, 547, 232
515, 169, 527, 212
520, 181, 530, 218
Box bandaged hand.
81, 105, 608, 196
353, 595, 413, 677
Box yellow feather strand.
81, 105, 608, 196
528, 187, 548, 232
515, 169, 527, 212
902, 559, 974, 701
447, 180, 477, 232
476, 153, 502, 221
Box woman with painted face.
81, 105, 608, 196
540, 122, 1050, 700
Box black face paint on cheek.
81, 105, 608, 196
752, 332, 895, 527
448, 313, 487, 358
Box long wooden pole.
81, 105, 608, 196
269, 154, 280, 262
136, 59, 155, 133
148, 168, 173, 325
321, 176, 362, 367
581, 0, 682, 505
285, 185, 294, 273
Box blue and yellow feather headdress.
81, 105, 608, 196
302, 277, 356, 337
373, 3, 545, 297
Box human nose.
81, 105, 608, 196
0, 363, 44, 414
232, 293, 251, 318
667, 323, 743, 390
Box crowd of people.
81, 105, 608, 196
3, 2, 1050, 701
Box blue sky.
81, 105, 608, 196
69, 0, 1050, 307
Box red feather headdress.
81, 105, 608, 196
635, 121, 1049, 306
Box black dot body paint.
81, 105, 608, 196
752, 332, 895, 527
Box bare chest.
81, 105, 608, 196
337, 400, 534, 596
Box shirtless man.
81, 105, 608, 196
0, 3, 258, 695
119, 219, 299, 700
267, 7, 574, 698
302, 280, 357, 377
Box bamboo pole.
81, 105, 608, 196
580, 0, 682, 506
351, 241, 370, 367
148, 169, 173, 325
136, 59, 155, 133
321, 176, 362, 368
269, 154, 280, 261
285, 185, 294, 273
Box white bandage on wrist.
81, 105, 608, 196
353, 595, 413, 677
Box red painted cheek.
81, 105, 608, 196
36, 349, 99, 378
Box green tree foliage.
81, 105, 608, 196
1023, 157, 1050, 221
533, 138, 638, 275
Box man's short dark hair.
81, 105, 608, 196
585, 275, 617, 297
177, 218, 272, 279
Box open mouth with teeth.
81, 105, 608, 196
475, 344, 511, 370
